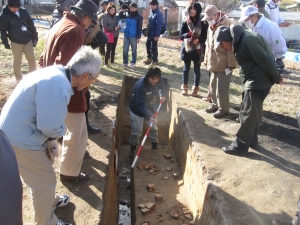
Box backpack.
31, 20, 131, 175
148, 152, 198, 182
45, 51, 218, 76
160, 22, 166, 35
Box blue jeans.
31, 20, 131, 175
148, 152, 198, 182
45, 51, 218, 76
129, 110, 158, 146
146, 38, 158, 62
123, 36, 137, 64
182, 59, 201, 87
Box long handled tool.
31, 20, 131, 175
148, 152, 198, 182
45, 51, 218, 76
131, 100, 163, 169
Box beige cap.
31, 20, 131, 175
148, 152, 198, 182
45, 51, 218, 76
202, 5, 219, 21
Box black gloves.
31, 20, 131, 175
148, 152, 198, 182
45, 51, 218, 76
4, 43, 10, 49
32, 38, 38, 47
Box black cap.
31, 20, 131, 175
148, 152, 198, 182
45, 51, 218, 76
100, 0, 108, 6
214, 26, 233, 50
149, 0, 158, 5
70, 0, 98, 23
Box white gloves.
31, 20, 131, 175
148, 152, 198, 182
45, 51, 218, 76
47, 140, 58, 160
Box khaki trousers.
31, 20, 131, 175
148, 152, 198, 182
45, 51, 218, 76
60, 112, 88, 176
11, 41, 36, 79
13, 146, 60, 225
209, 71, 232, 112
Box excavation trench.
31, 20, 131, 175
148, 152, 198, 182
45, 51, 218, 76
101, 75, 225, 225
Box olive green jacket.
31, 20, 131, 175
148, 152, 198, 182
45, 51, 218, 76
234, 29, 281, 91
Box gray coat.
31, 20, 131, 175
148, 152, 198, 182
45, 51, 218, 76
101, 12, 119, 38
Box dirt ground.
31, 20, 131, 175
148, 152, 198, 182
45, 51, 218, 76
0, 16, 300, 225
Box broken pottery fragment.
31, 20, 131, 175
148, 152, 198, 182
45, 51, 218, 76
147, 183, 155, 192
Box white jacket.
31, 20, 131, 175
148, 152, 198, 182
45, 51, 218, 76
253, 15, 287, 58
265, 0, 284, 25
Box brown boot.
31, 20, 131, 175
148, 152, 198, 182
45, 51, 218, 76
181, 84, 189, 95
191, 86, 200, 97
143, 58, 152, 64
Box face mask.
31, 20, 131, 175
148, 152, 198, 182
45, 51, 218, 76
207, 19, 216, 26
244, 20, 254, 29
129, 10, 138, 16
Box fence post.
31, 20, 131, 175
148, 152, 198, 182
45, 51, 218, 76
163, 7, 169, 31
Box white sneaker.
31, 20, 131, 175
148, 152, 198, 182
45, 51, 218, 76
130, 62, 135, 68
55, 194, 70, 208
122, 63, 127, 67
56, 220, 72, 225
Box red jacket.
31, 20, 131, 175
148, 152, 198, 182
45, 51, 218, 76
38, 12, 87, 113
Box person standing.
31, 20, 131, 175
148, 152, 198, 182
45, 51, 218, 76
0, 46, 101, 225
179, 2, 208, 97
39, 0, 99, 182
0, 130, 22, 225
265, 0, 291, 75
215, 25, 282, 154
143, 0, 163, 67
102, 3, 120, 66
202, 5, 238, 118
121, 3, 143, 68
239, 6, 287, 74
249, 0, 270, 19
0, 0, 38, 82
129, 67, 166, 158
98, 0, 108, 56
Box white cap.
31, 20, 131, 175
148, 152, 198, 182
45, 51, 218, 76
238, 5, 258, 22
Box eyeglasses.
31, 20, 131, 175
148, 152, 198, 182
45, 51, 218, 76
89, 73, 98, 83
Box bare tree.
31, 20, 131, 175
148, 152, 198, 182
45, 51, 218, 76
203, 0, 241, 13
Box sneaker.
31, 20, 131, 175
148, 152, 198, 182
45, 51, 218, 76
130, 62, 135, 68
205, 104, 218, 113
55, 194, 70, 208
56, 220, 72, 225
122, 63, 127, 67
143, 58, 152, 64
213, 109, 228, 118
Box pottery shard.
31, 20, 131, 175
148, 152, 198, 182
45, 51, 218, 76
145, 202, 156, 210
166, 167, 172, 172
142, 223, 149, 225
189, 221, 195, 225
149, 170, 155, 174
163, 176, 169, 180
147, 183, 155, 192
145, 164, 151, 170
183, 209, 191, 215
156, 194, 163, 202
137, 163, 145, 170
170, 211, 179, 219
170, 159, 174, 162
185, 214, 192, 220
161, 169, 165, 173
164, 153, 172, 159
173, 173, 179, 179
141, 208, 151, 214
138, 204, 145, 208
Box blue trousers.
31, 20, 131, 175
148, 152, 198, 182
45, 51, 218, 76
123, 36, 137, 64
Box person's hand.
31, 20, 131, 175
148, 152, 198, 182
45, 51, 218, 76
32, 38, 38, 47
154, 36, 159, 41
149, 117, 156, 124
280, 77, 284, 85
192, 39, 199, 45
137, 38, 140, 44
160, 96, 166, 103
4, 43, 10, 49
279, 22, 291, 27
47, 140, 58, 160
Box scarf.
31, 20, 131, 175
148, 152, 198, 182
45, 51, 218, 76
210, 12, 227, 31
186, 16, 205, 62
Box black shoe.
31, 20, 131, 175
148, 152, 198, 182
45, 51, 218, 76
84, 150, 90, 159
222, 146, 245, 154
151, 142, 157, 150
130, 145, 136, 158
87, 124, 101, 133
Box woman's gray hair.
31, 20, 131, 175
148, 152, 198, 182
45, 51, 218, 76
67, 46, 102, 78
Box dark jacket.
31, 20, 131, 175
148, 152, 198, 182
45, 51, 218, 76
122, 12, 143, 39
129, 76, 165, 120
233, 26, 281, 91
0, 6, 37, 45
148, 7, 163, 39
179, 18, 208, 62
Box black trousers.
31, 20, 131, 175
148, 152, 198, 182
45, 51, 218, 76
231, 88, 270, 152
146, 38, 158, 62
276, 58, 285, 70
105, 37, 118, 65
85, 89, 91, 118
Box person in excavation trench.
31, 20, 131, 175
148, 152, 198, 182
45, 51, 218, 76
129, 67, 166, 158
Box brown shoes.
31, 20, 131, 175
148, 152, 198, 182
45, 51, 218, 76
143, 58, 152, 64
181, 84, 189, 95
191, 86, 199, 97
205, 104, 218, 113
60, 172, 90, 182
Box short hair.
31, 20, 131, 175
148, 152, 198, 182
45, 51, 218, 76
188, 2, 202, 19
145, 67, 161, 79
106, 3, 116, 14
130, 3, 138, 8
67, 46, 102, 78
251, 0, 266, 8
7, 0, 21, 7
